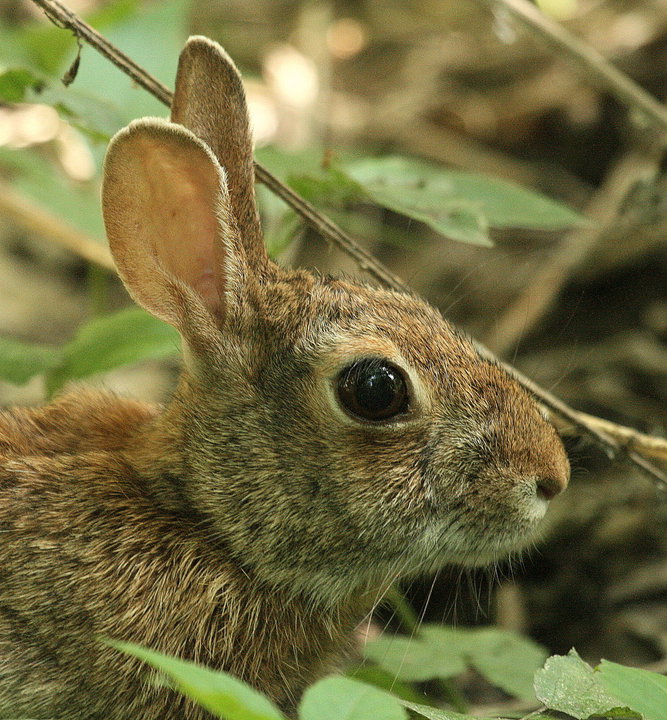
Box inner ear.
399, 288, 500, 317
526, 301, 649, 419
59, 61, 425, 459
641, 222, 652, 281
136, 134, 226, 315
103, 119, 245, 339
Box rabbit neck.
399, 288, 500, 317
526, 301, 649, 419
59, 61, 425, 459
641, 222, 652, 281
129, 373, 389, 614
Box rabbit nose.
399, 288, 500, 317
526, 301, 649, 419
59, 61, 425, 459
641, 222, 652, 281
536, 470, 568, 501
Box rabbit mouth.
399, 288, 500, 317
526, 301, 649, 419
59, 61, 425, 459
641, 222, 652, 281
441, 518, 543, 568
406, 489, 549, 571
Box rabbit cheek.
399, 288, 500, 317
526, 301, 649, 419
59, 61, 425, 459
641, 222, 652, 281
413, 440, 544, 565
333, 428, 438, 543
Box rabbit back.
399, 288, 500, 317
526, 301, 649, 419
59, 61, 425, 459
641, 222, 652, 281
0, 391, 357, 719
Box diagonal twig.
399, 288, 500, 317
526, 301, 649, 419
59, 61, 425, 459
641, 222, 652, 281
25, 0, 667, 488
485, 142, 665, 356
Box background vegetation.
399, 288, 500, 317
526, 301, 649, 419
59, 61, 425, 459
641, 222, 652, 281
0, 0, 666, 718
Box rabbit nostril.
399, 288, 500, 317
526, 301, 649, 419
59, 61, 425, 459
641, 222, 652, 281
536, 474, 566, 501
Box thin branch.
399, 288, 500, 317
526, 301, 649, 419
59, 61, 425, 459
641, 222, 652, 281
0, 178, 114, 270
256, 168, 410, 292
26, 0, 667, 487
569, 412, 667, 462
32, 0, 172, 106
479, 0, 667, 134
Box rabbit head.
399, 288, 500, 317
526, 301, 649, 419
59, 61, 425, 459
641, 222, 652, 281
102, 37, 569, 605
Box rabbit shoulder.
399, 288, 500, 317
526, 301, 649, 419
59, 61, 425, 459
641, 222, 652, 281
0, 390, 358, 719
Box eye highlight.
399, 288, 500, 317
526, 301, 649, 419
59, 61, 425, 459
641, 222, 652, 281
336, 359, 409, 422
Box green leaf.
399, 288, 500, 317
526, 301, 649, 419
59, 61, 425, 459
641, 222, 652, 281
347, 665, 435, 706
0, 336, 62, 385
399, 700, 481, 720
289, 167, 365, 208
0, 70, 121, 143
534, 650, 624, 719
363, 633, 466, 682
60, 0, 190, 125
0, 0, 148, 143
46, 308, 179, 394
299, 676, 407, 720
364, 625, 546, 699
417, 624, 546, 700
463, 627, 547, 701
0, 146, 105, 242
345, 156, 586, 244
107, 640, 284, 720
0, 19, 71, 78
256, 146, 326, 179
598, 659, 667, 720
263, 209, 303, 259
0, 0, 140, 78
0, 0, 188, 144
39, 84, 126, 143
587, 709, 643, 720
0, 67, 44, 102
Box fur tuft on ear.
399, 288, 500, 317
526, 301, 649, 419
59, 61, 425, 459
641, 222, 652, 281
171, 36, 269, 274
102, 118, 245, 349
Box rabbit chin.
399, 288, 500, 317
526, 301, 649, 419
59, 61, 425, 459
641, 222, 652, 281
277, 514, 543, 607
419, 518, 544, 571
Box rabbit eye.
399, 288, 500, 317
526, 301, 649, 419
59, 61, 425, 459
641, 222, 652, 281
336, 359, 409, 422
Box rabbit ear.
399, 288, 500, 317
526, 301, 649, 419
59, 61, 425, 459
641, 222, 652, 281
171, 35, 268, 274
102, 118, 244, 349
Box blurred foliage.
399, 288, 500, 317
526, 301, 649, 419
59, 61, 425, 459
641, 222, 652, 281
111, 638, 667, 720
0, 0, 583, 392
0, 0, 584, 395
363, 623, 547, 700
0, 308, 179, 396
258, 147, 585, 248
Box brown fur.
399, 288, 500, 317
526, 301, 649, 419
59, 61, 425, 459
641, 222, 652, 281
0, 36, 569, 719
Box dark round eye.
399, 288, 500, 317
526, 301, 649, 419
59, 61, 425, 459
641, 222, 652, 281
336, 359, 409, 422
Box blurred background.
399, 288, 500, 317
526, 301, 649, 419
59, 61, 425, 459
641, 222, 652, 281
1, 0, 666, 694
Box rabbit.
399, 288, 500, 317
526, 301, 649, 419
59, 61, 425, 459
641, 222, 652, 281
0, 36, 569, 720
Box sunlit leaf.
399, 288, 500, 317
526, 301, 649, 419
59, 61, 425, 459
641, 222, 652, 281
347, 665, 435, 706
289, 167, 365, 208
0, 336, 62, 385
0, 146, 105, 242
598, 659, 667, 720
346, 155, 585, 244
417, 624, 546, 700
0, 0, 140, 78
586, 709, 643, 720
534, 650, 624, 719
463, 627, 547, 701
61, 0, 190, 125
107, 640, 284, 720
399, 700, 481, 720
363, 634, 466, 682
0, 67, 44, 102
263, 209, 303, 259
299, 677, 407, 720
46, 308, 179, 394
37, 84, 126, 143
